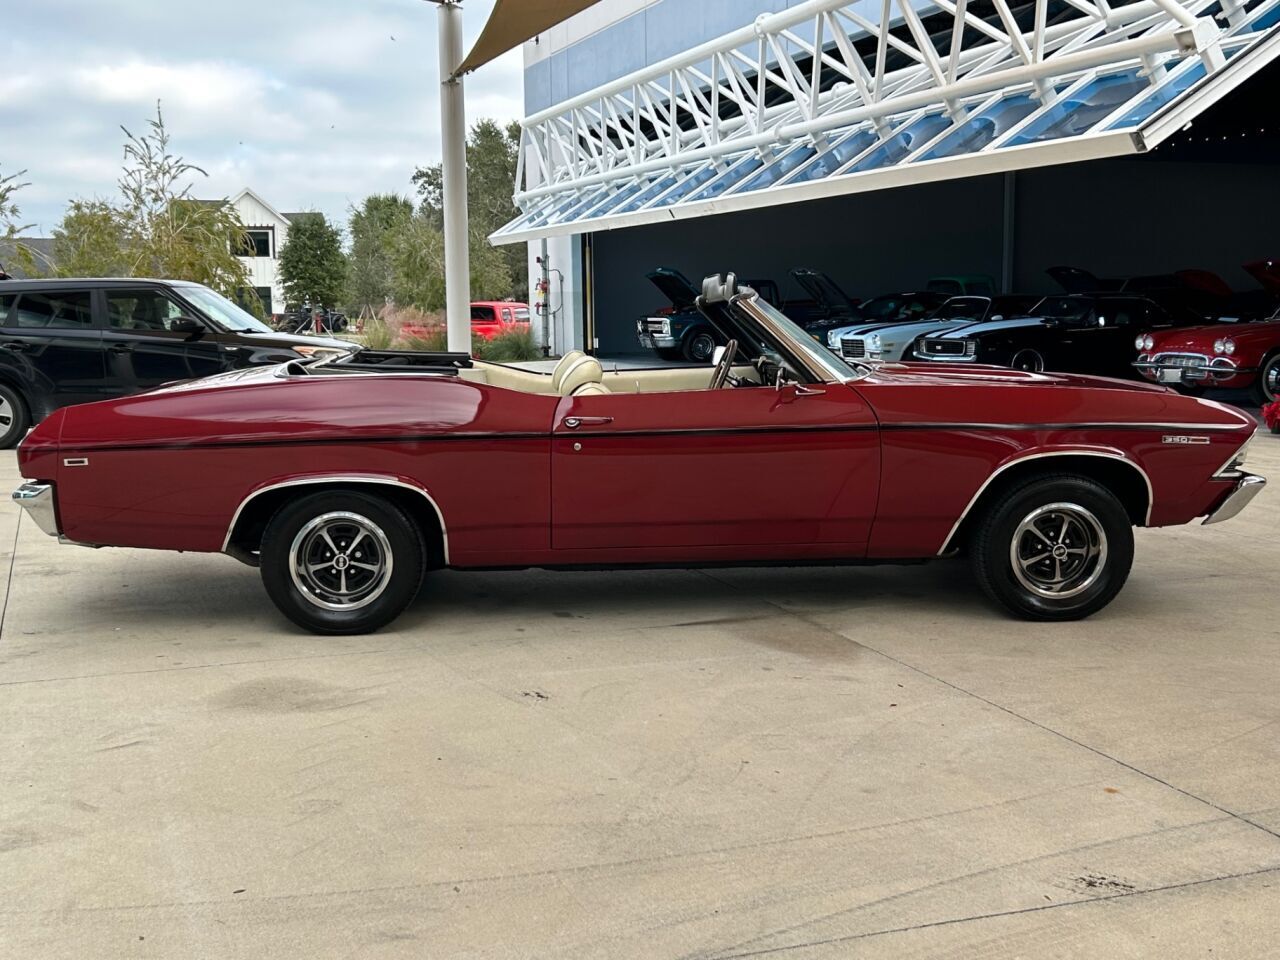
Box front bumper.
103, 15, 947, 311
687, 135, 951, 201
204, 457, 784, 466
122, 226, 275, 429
1203, 474, 1267, 525
13, 482, 59, 537
1133, 359, 1257, 385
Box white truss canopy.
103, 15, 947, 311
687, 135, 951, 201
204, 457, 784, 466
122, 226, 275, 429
493, 0, 1280, 245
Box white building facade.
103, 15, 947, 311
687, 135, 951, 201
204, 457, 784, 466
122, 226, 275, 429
224, 188, 305, 317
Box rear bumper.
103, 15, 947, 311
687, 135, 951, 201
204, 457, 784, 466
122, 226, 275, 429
13, 482, 59, 537
1203, 474, 1267, 525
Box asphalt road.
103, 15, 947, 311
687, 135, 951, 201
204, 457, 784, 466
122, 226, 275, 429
0, 430, 1277, 959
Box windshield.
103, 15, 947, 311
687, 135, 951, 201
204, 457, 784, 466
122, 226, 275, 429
861, 296, 908, 319
734, 294, 860, 382
933, 298, 989, 322
1034, 297, 1094, 323
181, 285, 275, 333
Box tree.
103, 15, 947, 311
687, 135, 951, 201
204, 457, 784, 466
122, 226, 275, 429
279, 212, 345, 309
50, 200, 130, 277
1, 165, 29, 239
412, 119, 525, 300
0, 165, 46, 277
345, 194, 414, 314
45, 104, 254, 304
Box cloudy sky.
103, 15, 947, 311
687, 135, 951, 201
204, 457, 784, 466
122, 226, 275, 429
1, 0, 524, 235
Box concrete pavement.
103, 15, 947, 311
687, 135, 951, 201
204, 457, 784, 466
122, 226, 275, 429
0, 432, 1277, 959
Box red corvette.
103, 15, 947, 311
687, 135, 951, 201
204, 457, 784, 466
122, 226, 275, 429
13, 274, 1265, 635
1135, 317, 1280, 405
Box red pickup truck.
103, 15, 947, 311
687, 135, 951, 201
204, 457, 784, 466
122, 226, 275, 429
402, 302, 531, 342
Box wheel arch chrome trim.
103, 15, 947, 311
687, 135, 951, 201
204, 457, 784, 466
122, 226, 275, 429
938, 450, 1155, 556
221, 474, 449, 564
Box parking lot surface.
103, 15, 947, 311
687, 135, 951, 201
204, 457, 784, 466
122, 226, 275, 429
1, 432, 1278, 959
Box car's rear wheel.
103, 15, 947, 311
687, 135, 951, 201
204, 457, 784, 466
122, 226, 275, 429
970, 475, 1134, 621
0, 384, 31, 449
683, 328, 718, 363
1010, 349, 1045, 373
260, 491, 426, 635
1251, 352, 1280, 406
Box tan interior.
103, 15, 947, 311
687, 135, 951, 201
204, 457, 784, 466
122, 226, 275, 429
459, 359, 762, 396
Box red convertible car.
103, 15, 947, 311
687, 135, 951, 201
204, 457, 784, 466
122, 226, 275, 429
1135, 317, 1280, 405
13, 274, 1265, 635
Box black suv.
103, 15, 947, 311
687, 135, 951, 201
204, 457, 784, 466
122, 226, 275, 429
0, 278, 354, 447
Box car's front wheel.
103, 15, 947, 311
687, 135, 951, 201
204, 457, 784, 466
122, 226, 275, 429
682, 328, 718, 363
259, 490, 426, 635
970, 475, 1134, 621
1251, 352, 1280, 406
1010, 349, 1045, 373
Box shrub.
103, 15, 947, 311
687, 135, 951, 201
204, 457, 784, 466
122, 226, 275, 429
478, 327, 542, 363
361, 316, 395, 351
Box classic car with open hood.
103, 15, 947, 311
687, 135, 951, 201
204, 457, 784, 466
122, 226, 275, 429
14, 274, 1264, 636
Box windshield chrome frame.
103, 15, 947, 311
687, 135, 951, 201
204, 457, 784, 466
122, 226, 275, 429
730, 292, 869, 384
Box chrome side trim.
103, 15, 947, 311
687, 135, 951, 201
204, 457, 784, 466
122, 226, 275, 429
13, 482, 60, 537
1203, 474, 1266, 525
937, 451, 1155, 556
221, 475, 450, 564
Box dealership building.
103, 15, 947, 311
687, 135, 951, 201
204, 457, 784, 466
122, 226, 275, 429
497, 0, 1280, 358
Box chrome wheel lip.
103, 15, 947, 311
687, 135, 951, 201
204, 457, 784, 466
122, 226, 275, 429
1264, 359, 1280, 401
1009, 502, 1108, 601
289, 511, 394, 612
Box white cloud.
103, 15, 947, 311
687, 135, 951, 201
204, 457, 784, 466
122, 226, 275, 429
0, 0, 526, 234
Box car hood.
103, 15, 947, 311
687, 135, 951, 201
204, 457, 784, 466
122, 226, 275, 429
1152, 320, 1280, 351
924, 316, 1050, 339
1243, 259, 1280, 296
840, 319, 972, 341
231, 331, 355, 351
647, 269, 699, 311
791, 269, 858, 313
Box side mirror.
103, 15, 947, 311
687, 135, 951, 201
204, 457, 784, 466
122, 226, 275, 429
170, 317, 204, 338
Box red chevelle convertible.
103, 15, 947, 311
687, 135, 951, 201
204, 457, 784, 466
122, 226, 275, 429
12, 275, 1266, 635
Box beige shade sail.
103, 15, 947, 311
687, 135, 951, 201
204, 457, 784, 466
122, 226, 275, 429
456, 0, 602, 75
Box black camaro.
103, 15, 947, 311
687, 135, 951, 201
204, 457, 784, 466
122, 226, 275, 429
911, 292, 1203, 378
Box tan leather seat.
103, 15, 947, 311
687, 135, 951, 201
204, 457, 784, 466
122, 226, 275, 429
551, 350, 587, 393
559, 355, 611, 396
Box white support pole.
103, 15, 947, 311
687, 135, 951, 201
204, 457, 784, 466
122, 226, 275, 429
438, 0, 471, 354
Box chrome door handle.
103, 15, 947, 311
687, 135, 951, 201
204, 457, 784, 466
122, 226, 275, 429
564, 416, 614, 429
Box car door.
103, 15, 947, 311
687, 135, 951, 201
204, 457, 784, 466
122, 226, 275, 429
100, 286, 231, 395
0, 288, 106, 417
1080, 297, 1144, 377
471, 305, 500, 339
550, 382, 880, 553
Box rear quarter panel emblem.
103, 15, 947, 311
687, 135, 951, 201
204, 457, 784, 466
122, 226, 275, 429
1162, 435, 1210, 445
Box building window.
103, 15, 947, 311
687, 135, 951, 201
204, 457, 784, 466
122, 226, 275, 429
255, 287, 273, 315
235, 228, 274, 258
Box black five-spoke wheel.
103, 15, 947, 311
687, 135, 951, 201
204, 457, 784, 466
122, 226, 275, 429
971, 475, 1133, 621
261, 490, 426, 635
